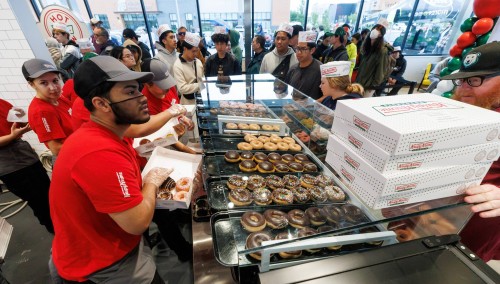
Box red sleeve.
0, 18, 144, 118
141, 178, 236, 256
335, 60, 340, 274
0, 99, 13, 136
61, 79, 77, 106
71, 150, 143, 213
30, 110, 68, 143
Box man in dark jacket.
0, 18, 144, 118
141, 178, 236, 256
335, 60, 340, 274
247, 35, 268, 74
123, 28, 152, 60
94, 27, 116, 55
312, 32, 332, 60
320, 27, 348, 64
204, 32, 241, 77
387, 46, 415, 95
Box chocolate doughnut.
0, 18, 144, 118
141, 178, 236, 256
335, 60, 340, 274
315, 174, 334, 187
264, 209, 289, 229
320, 205, 344, 226
271, 188, 294, 205
139, 138, 151, 145
318, 225, 342, 250
246, 175, 265, 191
224, 150, 241, 163
274, 161, 289, 173
310, 186, 327, 202
342, 204, 366, 224
253, 188, 272, 205
246, 231, 273, 260
227, 175, 248, 190
228, 188, 253, 206
292, 186, 311, 203
281, 154, 295, 164
305, 207, 326, 226
241, 211, 266, 232
325, 185, 346, 202
282, 174, 300, 189
267, 152, 282, 164
302, 162, 318, 173
157, 191, 172, 200
159, 177, 176, 191
240, 151, 254, 160
288, 209, 310, 229
300, 174, 318, 188
360, 227, 384, 247
265, 175, 284, 190
257, 161, 275, 173
239, 160, 257, 172
288, 162, 304, 172
294, 154, 310, 163
298, 227, 320, 253
275, 232, 302, 259
253, 152, 269, 163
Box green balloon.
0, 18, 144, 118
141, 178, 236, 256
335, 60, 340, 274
476, 32, 491, 46
460, 17, 477, 32
448, 57, 462, 71
442, 91, 453, 98
462, 47, 473, 57
440, 67, 451, 78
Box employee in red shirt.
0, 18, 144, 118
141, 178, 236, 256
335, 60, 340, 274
49, 56, 180, 282
22, 59, 73, 159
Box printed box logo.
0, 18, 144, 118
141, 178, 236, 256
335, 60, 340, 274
388, 197, 409, 206
340, 166, 355, 183
321, 66, 337, 76
395, 183, 418, 192
353, 115, 371, 132
397, 161, 423, 170
373, 101, 462, 116
344, 152, 360, 170
409, 140, 435, 151
348, 132, 363, 149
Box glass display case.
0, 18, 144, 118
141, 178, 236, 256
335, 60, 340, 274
195, 75, 473, 282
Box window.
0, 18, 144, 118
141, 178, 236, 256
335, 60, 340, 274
94, 14, 110, 30
170, 13, 178, 31
306, 0, 361, 38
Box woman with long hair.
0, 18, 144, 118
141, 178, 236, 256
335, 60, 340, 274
110, 46, 138, 70
318, 61, 364, 110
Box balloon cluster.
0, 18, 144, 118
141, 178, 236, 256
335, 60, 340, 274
435, 0, 500, 98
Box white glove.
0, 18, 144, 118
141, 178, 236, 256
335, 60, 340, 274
144, 167, 174, 189
167, 104, 187, 117
179, 115, 194, 130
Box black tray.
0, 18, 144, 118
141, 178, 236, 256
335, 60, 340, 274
201, 135, 303, 153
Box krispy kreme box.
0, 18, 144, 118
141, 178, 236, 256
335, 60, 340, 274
328, 126, 500, 173
325, 136, 492, 197
332, 94, 500, 156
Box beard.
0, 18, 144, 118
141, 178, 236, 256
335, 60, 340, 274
110, 104, 150, 125
452, 80, 500, 110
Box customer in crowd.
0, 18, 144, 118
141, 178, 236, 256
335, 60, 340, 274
260, 23, 298, 80
426, 56, 451, 92
289, 24, 304, 51
176, 26, 188, 53
123, 28, 152, 60
246, 35, 268, 74
318, 61, 364, 110
0, 99, 53, 234
155, 24, 178, 76
22, 59, 73, 159
205, 30, 242, 77
360, 28, 370, 47
173, 32, 204, 105
45, 37, 62, 68
229, 29, 242, 65
440, 41, 500, 262
343, 25, 357, 79
320, 27, 348, 64
52, 22, 81, 78
285, 31, 322, 100
76, 38, 98, 61
386, 46, 415, 96
123, 39, 144, 71
312, 32, 332, 61
110, 46, 138, 71
355, 19, 392, 97
49, 55, 177, 283
93, 26, 116, 55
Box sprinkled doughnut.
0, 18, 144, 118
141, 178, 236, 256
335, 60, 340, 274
310, 186, 327, 202
246, 175, 265, 191
291, 186, 311, 203
300, 174, 318, 188
271, 188, 294, 205
265, 175, 284, 190
282, 174, 300, 189
252, 188, 272, 205
315, 174, 334, 187
227, 175, 248, 190
228, 188, 253, 206
325, 185, 346, 202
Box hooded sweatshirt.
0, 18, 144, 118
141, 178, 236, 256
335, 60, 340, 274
122, 39, 142, 72
259, 46, 298, 75
154, 41, 178, 76
229, 29, 242, 64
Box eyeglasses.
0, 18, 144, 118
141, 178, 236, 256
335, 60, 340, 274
93, 34, 104, 37
296, 47, 311, 53
452, 72, 500, 87
177, 32, 186, 36
108, 94, 144, 105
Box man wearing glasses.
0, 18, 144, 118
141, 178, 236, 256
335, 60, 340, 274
441, 41, 500, 263
285, 31, 323, 100
176, 26, 188, 53
94, 27, 116, 55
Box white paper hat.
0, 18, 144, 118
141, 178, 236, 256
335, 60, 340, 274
393, 46, 401, 52
76, 38, 93, 50
298, 31, 317, 43
377, 18, 389, 29
157, 24, 172, 38
277, 23, 294, 37
214, 26, 227, 34
320, 61, 351, 77
52, 22, 69, 33
184, 32, 201, 47
90, 18, 102, 25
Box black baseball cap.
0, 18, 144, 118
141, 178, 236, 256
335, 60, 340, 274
141, 58, 177, 90
22, 59, 60, 81
74, 56, 154, 99
333, 27, 345, 37
123, 28, 139, 39
442, 41, 500, 80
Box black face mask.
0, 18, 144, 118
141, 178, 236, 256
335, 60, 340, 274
109, 100, 150, 125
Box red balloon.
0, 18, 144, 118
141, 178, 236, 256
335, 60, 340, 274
474, 0, 500, 18
472, 18, 494, 35
457, 32, 477, 48
449, 44, 463, 57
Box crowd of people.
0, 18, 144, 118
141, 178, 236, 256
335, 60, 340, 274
0, 15, 499, 283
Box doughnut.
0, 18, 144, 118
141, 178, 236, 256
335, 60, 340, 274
157, 191, 172, 200
227, 175, 248, 190
228, 188, 253, 206
238, 123, 250, 130
237, 142, 253, 151
271, 188, 293, 205
288, 143, 302, 152
325, 185, 346, 202
281, 154, 295, 164
258, 136, 271, 143
298, 227, 320, 253
318, 225, 342, 250
288, 162, 304, 172
288, 209, 310, 229
291, 186, 310, 203
310, 186, 327, 202
342, 204, 366, 224
239, 160, 257, 172
226, 122, 238, 129
394, 228, 417, 242
263, 209, 288, 229
360, 227, 384, 246
270, 136, 282, 144
277, 142, 289, 151
274, 161, 289, 173
246, 175, 265, 191
302, 162, 317, 172
241, 211, 266, 232
173, 191, 188, 201
244, 134, 258, 142
300, 174, 318, 188
316, 174, 334, 187
272, 125, 281, 131
282, 175, 300, 189
154, 137, 163, 142
267, 152, 282, 163
321, 205, 344, 226
262, 142, 276, 151
249, 123, 260, 130
246, 232, 273, 260
159, 177, 176, 191
224, 150, 241, 163
282, 137, 295, 145
257, 161, 275, 173
253, 188, 272, 205
240, 151, 254, 160
139, 138, 151, 145
262, 124, 274, 131
176, 177, 191, 192
265, 175, 284, 190
305, 207, 326, 226
275, 232, 302, 259
253, 152, 268, 163
249, 140, 264, 150
294, 154, 310, 163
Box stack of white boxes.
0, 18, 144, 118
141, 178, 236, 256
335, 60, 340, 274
325, 94, 500, 209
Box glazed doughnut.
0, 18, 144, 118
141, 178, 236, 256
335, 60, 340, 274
272, 125, 281, 131
139, 138, 151, 145
237, 142, 253, 151
250, 140, 264, 150
252, 188, 272, 205
315, 174, 334, 187
302, 162, 318, 173
267, 153, 282, 163
240, 151, 254, 160
277, 142, 290, 151
176, 177, 191, 192
265, 175, 284, 190
325, 185, 346, 202
238, 123, 250, 130
246, 175, 265, 191
258, 136, 271, 143
173, 191, 188, 201
294, 154, 310, 163
226, 122, 238, 129
157, 191, 172, 200
257, 161, 275, 173
300, 174, 318, 188
264, 209, 289, 229
274, 161, 289, 173
291, 186, 310, 203
271, 188, 294, 205
244, 134, 258, 142
282, 137, 295, 145
281, 154, 295, 164
288, 143, 302, 152
249, 123, 261, 130
224, 150, 241, 163
320, 205, 344, 226
288, 162, 304, 172
228, 188, 253, 206
263, 142, 278, 151
275, 232, 302, 259
160, 177, 176, 191
310, 186, 327, 202
298, 227, 320, 253
287, 209, 310, 229
342, 204, 366, 224
241, 211, 266, 232
394, 228, 417, 242
262, 124, 274, 131
305, 207, 326, 226
227, 175, 248, 190
270, 136, 282, 144
253, 152, 268, 163
239, 160, 257, 172
246, 232, 273, 260
282, 175, 300, 189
